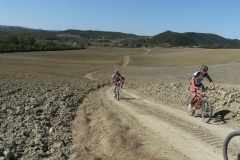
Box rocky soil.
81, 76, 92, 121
0, 70, 101, 160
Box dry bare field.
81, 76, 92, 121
1, 47, 240, 160
129, 48, 240, 67
0, 47, 146, 78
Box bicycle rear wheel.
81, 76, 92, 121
223, 131, 240, 160
201, 98, 212, 123
186, 96, 194, 116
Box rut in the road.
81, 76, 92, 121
121, 92, 224, 149
71, 89, 170, 160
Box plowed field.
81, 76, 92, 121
1, 47, 240, 160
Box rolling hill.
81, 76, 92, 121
0, 25, 240, 52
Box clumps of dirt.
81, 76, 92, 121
127, 81, 240, 126
0, 70, 99, 160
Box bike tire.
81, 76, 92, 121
116, 89, 120, 101
223, 130, 240, 160
201, 98, 212, 123
186, 96, 194, 116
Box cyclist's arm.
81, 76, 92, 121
207, 77, 215, 90
191, 76, 198, 89
111, 74, 115, 83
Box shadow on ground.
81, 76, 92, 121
212, 110, 236, 124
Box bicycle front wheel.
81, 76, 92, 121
116, 89, 120, 101
201, 98, 212, 123
223, 131, 240, 160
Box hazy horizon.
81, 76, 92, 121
1, 0, 240, 39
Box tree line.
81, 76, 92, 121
0, 32, 87, 53
1, 26, 240, 53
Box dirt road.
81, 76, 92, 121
72, 75, 236, 160
72, 48, 240, 160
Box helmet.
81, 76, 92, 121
201, 65, 208, 72
115, 69, 119, 73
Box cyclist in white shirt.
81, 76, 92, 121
188, 65, 215, 111
111, 69, 125, 97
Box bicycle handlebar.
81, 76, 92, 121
201, 87, 215, 97
197, 86, 215, 91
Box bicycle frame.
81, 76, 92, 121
187, 88, 212, 123
193, 92, 205, 109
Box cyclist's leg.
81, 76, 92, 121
189, 83, 197, 109
113, 83, 116, 97
121, 80, 124, 88
198, 83, 205, 94
189, 91, 197, 104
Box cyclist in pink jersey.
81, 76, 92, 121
188, 65, 215, 111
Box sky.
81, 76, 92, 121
1, 0, 240, 39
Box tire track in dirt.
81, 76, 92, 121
83, 70, 101, 81
121, 55, 130, 67
227, 57, 240, 63
121, 48, 150, 67
103, 86, 235, 160
141, 48, 150, 55
121, 92, 226, 147
103, 87, 188, 160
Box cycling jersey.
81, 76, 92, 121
112, 73, 124, 82
189, 70, 213, 92
192, 70, 210, 85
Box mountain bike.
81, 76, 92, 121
223, 130, 240, 160
186, 88, 213, 123
115, 81, 121, 101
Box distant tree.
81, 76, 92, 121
25, 36, 36, 45
4, 35, 19, 44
